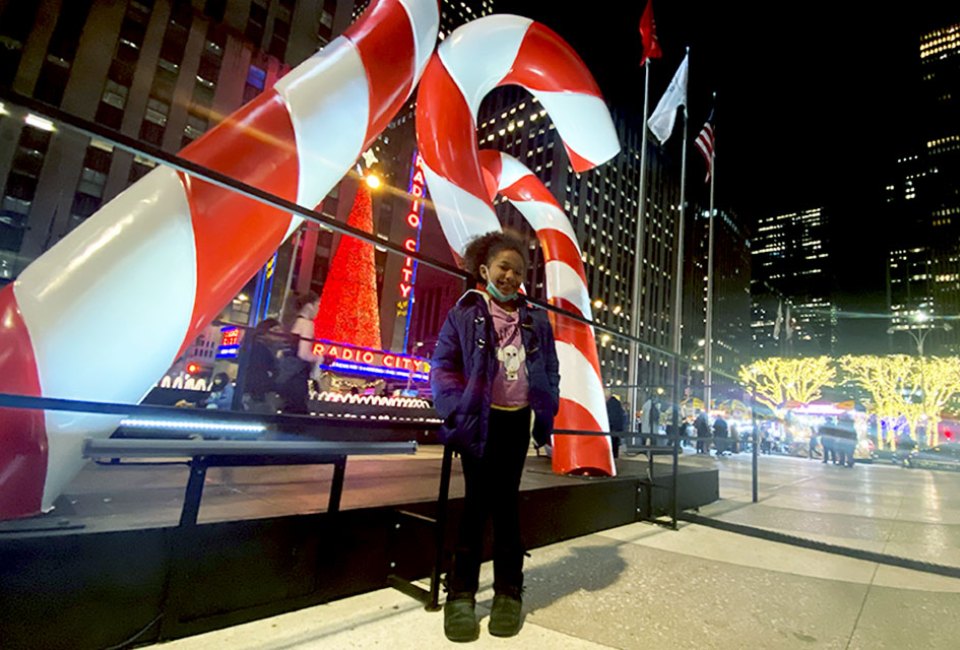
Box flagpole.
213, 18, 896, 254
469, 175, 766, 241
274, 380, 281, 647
629, 60, 651, 436
704, 91, 717, 415
672, 48, 690, 358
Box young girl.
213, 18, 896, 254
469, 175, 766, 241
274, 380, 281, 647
431, 231, 560, 641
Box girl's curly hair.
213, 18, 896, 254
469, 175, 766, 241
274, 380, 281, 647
461, 231, 527, 284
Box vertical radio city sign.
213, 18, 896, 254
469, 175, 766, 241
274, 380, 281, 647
397, 150, 426, 318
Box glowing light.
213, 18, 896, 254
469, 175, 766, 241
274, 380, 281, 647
120, 418, 267, 434
218, 326, 241, 359
593, 299, 603, 309
320, 361, 429, 382
365, 174, 382, 189
25, 114, 56, 132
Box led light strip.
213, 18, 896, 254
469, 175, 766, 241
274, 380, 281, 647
119, 418, 267, 433
322, 361, 429, 382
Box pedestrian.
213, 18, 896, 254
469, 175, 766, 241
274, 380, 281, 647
837, 414, 857, 468
276, 291, 320, 414
203, 372, 235, 410
665, 405, 681, 448
605, 389, 625, 458
641, 395, 661, 447
821, 418, 837, 465
242, 318, 284, 413
431, 231, 560, 642
695, 410, 710, 454
713, 413, 729, 456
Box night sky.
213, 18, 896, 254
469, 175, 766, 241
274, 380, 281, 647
496, 1, 957, 317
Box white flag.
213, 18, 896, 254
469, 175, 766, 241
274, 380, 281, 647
647, 54, 688, 145
785, 305, 793, 340
773, 301, 783, 340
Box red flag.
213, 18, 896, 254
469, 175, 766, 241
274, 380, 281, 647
639, 1, 662, 65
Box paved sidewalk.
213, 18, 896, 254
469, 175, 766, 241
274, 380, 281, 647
148, 455, 960, 649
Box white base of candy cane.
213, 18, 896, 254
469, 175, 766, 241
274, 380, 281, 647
43, 415, 124, 510
14, 166, 198, 511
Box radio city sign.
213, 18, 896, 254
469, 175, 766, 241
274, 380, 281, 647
397, 151, 426, 315
311, 341, 430, 374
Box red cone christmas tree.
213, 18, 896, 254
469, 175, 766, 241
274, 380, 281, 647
314, 182, 381, 349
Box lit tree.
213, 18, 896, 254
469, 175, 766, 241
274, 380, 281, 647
839, 355, 960, 448
840, 355, 912, 449
916, 357, 960, 446
313, 183, 382, 349
738, 357, 835, 412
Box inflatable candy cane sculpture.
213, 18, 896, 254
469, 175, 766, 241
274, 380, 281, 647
415, 15, 620, 475
478, 151, 614, 474
0, 0, 440, 520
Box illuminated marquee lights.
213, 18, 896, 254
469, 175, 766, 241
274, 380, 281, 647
217, 325, 241, 359
311, 340, 430, 374
397, 151, 427, 319
320, 361, 429, 383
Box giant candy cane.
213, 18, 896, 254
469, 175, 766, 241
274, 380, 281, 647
415, 15, 620, 475
0, 0, 440, 520
478, 151, 613, 473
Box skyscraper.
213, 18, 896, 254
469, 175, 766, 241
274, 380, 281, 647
0, 0, 349, 287
684, 207, 751, 391
751, 207, 835, 356
884, 18, 960, 355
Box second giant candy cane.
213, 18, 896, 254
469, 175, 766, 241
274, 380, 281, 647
416, 15, 620, 475
479, 150, 614, 473
0, 0, 440, 520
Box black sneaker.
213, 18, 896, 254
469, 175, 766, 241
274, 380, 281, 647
488, 593, 522, 637
444, 596, 479, 642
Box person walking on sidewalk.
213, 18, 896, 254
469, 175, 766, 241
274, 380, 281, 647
431, 231, 561, 642
695, 410, 711, 454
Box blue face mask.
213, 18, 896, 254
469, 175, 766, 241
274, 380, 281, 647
486, 280, 519, 303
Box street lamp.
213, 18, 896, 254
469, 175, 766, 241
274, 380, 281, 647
887, 311, 953, 356
888, 313, 953, 425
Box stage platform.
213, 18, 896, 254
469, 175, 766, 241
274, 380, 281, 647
0, 447, 717, 650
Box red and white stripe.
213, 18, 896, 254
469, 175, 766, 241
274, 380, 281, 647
415, 15, 619, 476
479, 151, 610, 438
0, 0, 439, 520
416, 15, 620, 256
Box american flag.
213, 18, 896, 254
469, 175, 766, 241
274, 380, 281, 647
694, 110, 715, 183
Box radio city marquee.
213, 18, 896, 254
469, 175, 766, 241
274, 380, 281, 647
312, 341, 430, 375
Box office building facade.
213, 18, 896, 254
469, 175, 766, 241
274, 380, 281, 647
884, 20, 960, 354
751, 207, 835, 356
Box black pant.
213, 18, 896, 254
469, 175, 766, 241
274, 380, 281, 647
449, 407, 530, 598
279, 365, 311, 414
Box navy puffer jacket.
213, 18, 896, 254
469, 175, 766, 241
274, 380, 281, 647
431, 291, 560, 458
